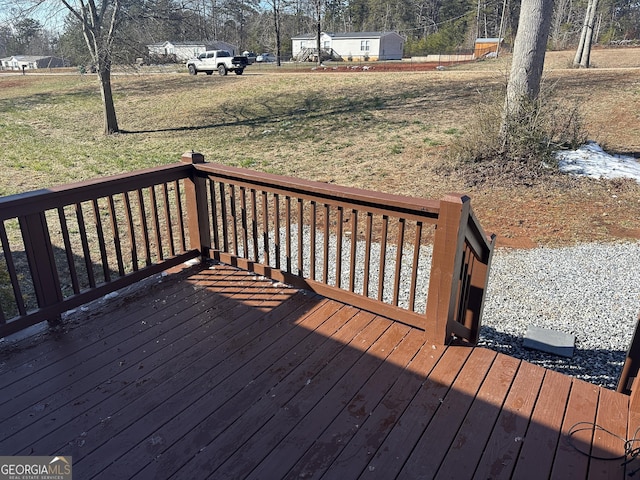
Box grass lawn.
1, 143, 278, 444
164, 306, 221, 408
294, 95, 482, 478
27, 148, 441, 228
1, 47, 639, 247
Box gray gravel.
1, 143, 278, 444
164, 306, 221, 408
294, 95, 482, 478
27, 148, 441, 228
479, 242, 640, 389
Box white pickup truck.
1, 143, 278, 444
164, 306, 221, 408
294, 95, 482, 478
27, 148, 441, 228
186, 50, 249, 76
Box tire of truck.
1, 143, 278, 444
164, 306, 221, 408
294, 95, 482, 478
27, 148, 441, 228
218, 64, 227, 76
205, 70, 213, 75
188, 64, 197, 75
234, 68, 244, 75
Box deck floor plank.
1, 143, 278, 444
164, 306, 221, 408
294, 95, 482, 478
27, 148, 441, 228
588, 385, 629, 479
207, 315, 397, 479
0, 263, 634, 480
272, 327, 427, 480
435, 353, 521, 479
318, 338, 446, 479
550, 379, 600, 480
359, 345, 472, 479
247, 322, 416, 480
101, 297, 344, 479
511, 369, 573, 480
2, 269, 273, 449
472, 361, 546, 480
398, 347, 498, 479
149, 307, 376, 480
0, 264, 207, 388
7, 268, 297, 459
73, 282, 319, 476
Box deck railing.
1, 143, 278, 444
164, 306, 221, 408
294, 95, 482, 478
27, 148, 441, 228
0, 163, 199, 338
185, 152, 495, 343
0, 152, 495, 344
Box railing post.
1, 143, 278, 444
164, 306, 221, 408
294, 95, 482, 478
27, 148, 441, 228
618, 313, 640, 410
425, 194, 470, 344
19, 212, 63, 326
181, 152, 211, 260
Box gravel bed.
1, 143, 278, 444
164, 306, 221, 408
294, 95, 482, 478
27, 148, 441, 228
479, 242, 640, 389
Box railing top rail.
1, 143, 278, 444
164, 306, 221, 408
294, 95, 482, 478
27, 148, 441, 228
0, 163, 191, 220
193, 162, 441, 221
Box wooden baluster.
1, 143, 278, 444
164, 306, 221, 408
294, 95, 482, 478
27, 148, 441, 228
274, 193, 281, 269
219, 182, 229, 253
261, 191, 269, 265
122, 191, 139, 271
322, 204, 329, 284
75, 202, 96, 287
408, 221, 423, 311
250, 189, 259, 261
162, 183, 175, 257
229, 185, 239, 256
92, 198, 111, 281
0, 221, 26, 316
175, 180, 187, 253
107, 196, 125, 276
335, 206, 343, 289
57, 206, 81, 293
363, 212, 373, 298
392, 218, 405, 306
240, 187, 249, 258
285, 196, 292, 273
349, 209, 358, 293
149, 186, 163, 261
310, 201, 316, 281
136, 189, 152, 266
297, 198, 304, 276
377, 215, 388, 301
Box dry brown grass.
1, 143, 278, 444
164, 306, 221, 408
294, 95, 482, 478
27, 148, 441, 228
1, 47, 639, 248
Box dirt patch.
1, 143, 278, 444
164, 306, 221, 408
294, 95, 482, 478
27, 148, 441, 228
304, 61, 469, 73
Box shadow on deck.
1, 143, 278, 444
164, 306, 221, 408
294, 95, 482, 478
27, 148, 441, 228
1, 263, 637, 479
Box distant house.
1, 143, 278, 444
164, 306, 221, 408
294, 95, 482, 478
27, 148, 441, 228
146, 41, 239, 62
291, 32, 405, 61
474, 38, 504, 58
0, 55, 67, 71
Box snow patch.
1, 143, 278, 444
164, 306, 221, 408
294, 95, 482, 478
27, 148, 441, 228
556, 142, 640, 183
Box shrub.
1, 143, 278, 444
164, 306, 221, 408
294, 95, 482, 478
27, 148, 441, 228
449, 80, 587, 185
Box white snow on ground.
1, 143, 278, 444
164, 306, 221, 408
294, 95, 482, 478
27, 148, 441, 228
556, 141, 640, 182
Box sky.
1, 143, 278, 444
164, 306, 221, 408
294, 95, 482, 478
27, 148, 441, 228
555, 141, 640, 183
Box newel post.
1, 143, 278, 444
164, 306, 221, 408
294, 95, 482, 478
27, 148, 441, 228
425, 194, 470, 344
19, 212, 63, 326
181, 152, 211, 260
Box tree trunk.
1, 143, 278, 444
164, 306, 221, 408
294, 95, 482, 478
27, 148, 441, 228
580, 0, 599, 67
98, 63, 119, 135
316, 12, 322, 66
272, 0, 281, 67
573, 2, 591, 66
501, 0, 554, 140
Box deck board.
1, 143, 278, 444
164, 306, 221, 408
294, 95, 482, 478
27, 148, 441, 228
0, 262, 635, 479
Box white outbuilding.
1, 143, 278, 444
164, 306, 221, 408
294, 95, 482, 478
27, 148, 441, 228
146, 41, 239, 62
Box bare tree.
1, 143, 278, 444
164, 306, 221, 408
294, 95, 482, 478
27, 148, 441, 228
59, 0, 121, 134
573, 0, 598, 68
501, 0, 554, 143
264, 0, 284, 65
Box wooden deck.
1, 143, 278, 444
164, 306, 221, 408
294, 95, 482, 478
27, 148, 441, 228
1, 263, 638, 479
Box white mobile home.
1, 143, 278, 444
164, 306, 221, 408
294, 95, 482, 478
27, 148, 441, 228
291, 32, 405, 61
